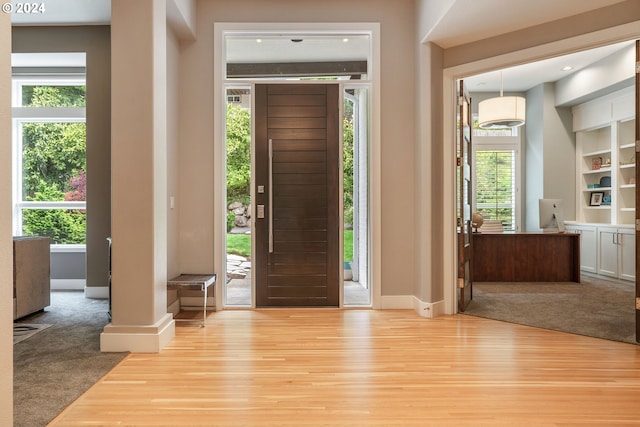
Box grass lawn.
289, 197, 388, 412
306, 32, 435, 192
226, 233, 251, 257
227, 230, 354, 262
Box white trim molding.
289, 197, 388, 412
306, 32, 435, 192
84, 285, 108, 299
100, 314, 175, 353
380, 294, 446, 319
50, 279, 85, 291
413, 296, 446, 319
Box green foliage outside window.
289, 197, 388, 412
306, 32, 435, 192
22, 85, 86, 107
20, 85, 87, 244
226, 103, 251, 204
22, 181, 86, 244
475, 150, 515, 230
342, 116, 354, 226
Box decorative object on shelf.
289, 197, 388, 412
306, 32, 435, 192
599, 176, 611, 188
601, 194, 612, 206
591, 157, 602, 170
587, 183, 600, 189
478, 71, 525, 129
590, 192, 604, 206
471, 212, 484, 232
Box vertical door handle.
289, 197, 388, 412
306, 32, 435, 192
268, 139, 274, 253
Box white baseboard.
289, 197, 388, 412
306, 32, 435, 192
413, 296, 445, 318
51, 279, 85, 290
84, 286, 109, 299
100, 313, 175, 353
379, 294, 445, 318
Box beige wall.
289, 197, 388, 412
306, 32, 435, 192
178, 0, 417, 297
0, 7, 12, 424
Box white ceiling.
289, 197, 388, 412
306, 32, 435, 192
10, 0, 635, 92
463, 40, 635, 93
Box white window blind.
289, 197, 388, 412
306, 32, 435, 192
474, 149, 516, 231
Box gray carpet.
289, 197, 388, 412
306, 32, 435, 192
13, 291, 129, 427
13, 323, 52, 344
463, 275, 637, 345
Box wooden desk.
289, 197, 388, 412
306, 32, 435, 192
167, 274, 217, 326
472, 232, 580, 282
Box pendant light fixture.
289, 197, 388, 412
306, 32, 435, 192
478, 71, 526, 129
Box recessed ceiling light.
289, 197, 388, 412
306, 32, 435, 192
256, 39, 262, 43
291, 39, 303, 43
343, 38, 349, 43
562, 66, 573, 71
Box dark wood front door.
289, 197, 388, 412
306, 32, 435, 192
254, 84, 340, 307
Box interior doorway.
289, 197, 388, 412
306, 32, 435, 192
444, 35, 640, 314
447, 38, 639, 343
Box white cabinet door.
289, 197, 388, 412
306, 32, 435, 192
579, 225, 598, 273
618, 228, 636, 281
566, 225, 598, 273
598, 227, 619, 278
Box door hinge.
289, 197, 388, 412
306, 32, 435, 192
456, 157, 462, 167
457, 217, 462, 227
636, 219, 640, 231
458, 278, 465, 289
636, 61, 640, 74
636, 297, 640, 310
458, 95, 464, 106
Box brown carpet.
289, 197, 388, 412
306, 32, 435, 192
463, 275, 637, 345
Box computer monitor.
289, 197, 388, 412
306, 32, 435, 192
539, 199, 565, 233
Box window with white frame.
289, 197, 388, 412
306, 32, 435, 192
472, 135, 521, 231
12, 76, 87, 245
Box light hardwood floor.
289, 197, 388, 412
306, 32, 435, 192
51, 310, 640, 426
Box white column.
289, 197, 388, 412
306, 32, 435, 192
101, 0, 174, 352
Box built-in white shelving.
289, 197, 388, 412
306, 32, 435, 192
573, 87, 635, 226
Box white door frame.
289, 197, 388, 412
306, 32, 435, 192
442, 22, 640, 314
213, 22, 381, 309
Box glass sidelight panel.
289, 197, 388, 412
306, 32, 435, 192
343, 86, 370, 306
225, 86, 252, 306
